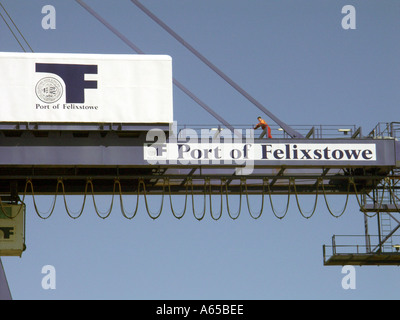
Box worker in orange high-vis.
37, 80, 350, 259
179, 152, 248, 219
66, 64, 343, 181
254, 116, 272, 139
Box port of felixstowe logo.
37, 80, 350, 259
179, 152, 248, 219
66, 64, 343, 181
34, 62, 98, 110
35, 77, 63, 103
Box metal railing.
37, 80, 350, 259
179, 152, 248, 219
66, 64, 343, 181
369, 122, 400, 139
175, 124, 359, 140
323, 234, 400, 261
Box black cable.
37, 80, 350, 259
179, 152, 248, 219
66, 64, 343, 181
0, 8, 25, 51
130, 0, 303, 138
75, 0, 234, 132
0, 1, 33, 52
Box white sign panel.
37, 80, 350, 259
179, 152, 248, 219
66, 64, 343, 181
0, 52, 173, 123
144, 143, 377, 164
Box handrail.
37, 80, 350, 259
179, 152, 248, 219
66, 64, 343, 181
324, 234, 400, 256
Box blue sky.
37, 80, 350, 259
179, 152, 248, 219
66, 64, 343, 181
1, 0, 400, 300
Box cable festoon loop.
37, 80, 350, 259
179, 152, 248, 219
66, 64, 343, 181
267, 178, 290, 220
390, 176, 400, 203
141, 178, 164, 220
167, 177, 188, 220
59, 178, 88, 219
374, 177, 390, 215
292, 177, 319, 219
224, 178, 242, 220
0, 196, 13, 219
24, 179, 60, 219
189, 177, 207, 221
387, 177, 400, 212
321, 178, 349, 218
208, 178, 223, 221
87, 179, 114, 219
115, 179, 140, 219
244, 178, 266, 220
0, 195, 25, 219
350, 178, 377, 218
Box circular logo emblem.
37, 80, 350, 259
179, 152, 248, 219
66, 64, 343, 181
35, 77, 63, 103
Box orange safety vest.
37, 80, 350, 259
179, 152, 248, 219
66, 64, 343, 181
255, 119, 272, 138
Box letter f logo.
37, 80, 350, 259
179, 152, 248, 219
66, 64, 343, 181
36, 63, 98, 103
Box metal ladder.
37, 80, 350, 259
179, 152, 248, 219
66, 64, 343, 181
380, 213, 393, 252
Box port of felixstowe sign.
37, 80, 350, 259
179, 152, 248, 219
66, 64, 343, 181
143, 125, 398, 169
144, 142, 378, 164
0, 52, 173, 123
